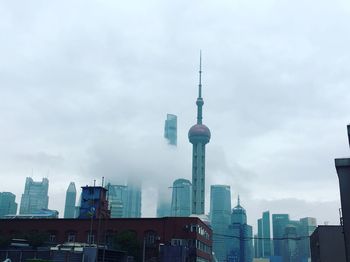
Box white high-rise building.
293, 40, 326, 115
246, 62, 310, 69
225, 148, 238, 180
64, 182, 76, 218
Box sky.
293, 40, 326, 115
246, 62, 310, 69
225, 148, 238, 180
1, 0, 350, 229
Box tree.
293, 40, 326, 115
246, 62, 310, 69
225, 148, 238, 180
113, 230, 141, 261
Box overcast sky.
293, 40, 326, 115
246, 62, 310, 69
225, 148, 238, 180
1, 0, 350, 229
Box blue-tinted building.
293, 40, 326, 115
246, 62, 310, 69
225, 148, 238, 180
64, 182, 76, 218
271, 214, 317, 262
256, 211, 272, 259
227, 197, 253, 262
20, 177, 49, 215
107, 184, 128, 218
171, 179, 192, 217
0, 192, 17, 217
272, 214, 290, 258
210, 185, 231, 262
126, 180, 141, 218
78, 186, 110, 219
164, 114, 177, 145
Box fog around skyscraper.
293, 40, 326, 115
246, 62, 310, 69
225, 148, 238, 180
0, 0, 349, 227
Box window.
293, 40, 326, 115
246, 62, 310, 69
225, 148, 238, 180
87, 234, 95, 244
67, 233, 75, 242
49, 234, 56, 242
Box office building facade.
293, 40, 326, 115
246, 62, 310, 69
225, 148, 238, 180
272, 214, 290, 258
170, 179, 192, 217
227, 197, 253, 262
126, 180, 141, 218
0, 192, 17, 217
256, 211, 272, 259
19, 177, 49, 214
164, 114, 177, 145
210, 185, 231, 262
107, 184, 128, 218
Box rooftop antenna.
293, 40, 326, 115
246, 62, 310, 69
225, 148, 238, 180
102, 177, 104, 187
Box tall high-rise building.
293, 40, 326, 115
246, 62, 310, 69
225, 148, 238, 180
156, 189, 171, 218
256, 211, 272, 258
126, 180, 141, 218
228, 196, 253, 262
272, 214, 290, 257
210, 185, 231, 262
64, 182, 76, 218
170, 179, 192, 217
164, 114, 177, 145
188, 55, 211, 215
19, 177, 49, 214
298, 217, 317, 260
107, 184, 128, 218
0, 192, 17, 217
283, 224, 299, 262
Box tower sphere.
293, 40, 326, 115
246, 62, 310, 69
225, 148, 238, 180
188, 124, 211, 144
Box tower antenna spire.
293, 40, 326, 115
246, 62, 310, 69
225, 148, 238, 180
199, 50, 202, 98
196, 51, 204, 124
238, 194, 240, 206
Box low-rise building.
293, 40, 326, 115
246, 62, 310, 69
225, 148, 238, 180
0, 216, 213, 261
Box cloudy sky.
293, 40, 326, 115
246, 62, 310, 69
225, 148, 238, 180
1, 0, 350, 229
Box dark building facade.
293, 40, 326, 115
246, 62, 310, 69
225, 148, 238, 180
0, 217, 213, 262
335, 124, 350, 262
78, 186, 110, 219
310, 225, 346, 262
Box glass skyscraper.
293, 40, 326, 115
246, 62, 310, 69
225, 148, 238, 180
19, 177, 49, 214
272, 214, 290, 257
126, 180, 141, 218
256, 211, 272, 258
210, 185, 231, 262
164, 114, 177, 145
170, 179, 192, 217
107, 184, 128, 218
64, 182, 76, 218
228, 197, 253, 262
0, 192, 17, 217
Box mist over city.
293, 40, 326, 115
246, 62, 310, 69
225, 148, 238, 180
1, 1, 350, 261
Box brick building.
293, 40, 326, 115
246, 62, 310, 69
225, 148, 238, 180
0, 217, 212, 261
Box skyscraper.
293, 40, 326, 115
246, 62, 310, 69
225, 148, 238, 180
298, 217, 317, 260
228, 196, 253, 262
170, 179, 192, 217
19, 177, 49, 214
210, 185, 231, 262
256, 211, 272, 258
164, 114, 177, 145
0, 192, 17, 217
107, 183, 128, 218
64, 182, 76, 218
272, 214, 290, 257
126, 180, 141, 218
188, 54, 211, 215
